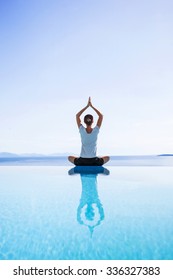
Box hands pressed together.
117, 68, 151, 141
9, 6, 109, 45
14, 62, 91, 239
87, 97, 93, 108
76, 97, 103, 128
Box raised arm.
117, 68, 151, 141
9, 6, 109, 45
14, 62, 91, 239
76, 103, 89, 128
89, 98, 103, 128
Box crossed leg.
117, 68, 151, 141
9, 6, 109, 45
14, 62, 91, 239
68, 156, 110, 165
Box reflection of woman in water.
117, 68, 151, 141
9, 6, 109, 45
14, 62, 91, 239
68, 97, 109, 166
77, 174, 104, 236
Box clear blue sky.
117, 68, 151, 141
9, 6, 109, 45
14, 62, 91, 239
1, 0, 173, 155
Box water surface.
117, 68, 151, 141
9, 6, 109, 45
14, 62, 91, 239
0, 166, 173, 260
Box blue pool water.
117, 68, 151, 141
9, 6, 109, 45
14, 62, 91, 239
0, 166, 173, 260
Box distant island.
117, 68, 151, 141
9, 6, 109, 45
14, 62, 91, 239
0, 152, 70, 158
158, 154, 173, 157
0, 152, 173, 166
0, 152, 173, 158
0, 152, 19, 157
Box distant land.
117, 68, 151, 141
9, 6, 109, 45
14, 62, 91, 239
0, 152, 70, 158
0, 152, 19, 157
0, 152, 173, 158
158, 154, 173, 157
0, 152, 173, 166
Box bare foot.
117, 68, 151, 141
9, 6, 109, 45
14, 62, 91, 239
68, 156, 77, 164
102, 156, 110, 164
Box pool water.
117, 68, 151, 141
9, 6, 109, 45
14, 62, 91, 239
0, 166, 173, 260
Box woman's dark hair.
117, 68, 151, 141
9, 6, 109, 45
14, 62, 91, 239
84, 114, 93, 126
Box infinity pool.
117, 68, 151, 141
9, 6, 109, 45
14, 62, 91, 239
0, 166, 173, 260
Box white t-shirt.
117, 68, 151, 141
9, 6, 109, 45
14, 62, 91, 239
79, 125, 99, 158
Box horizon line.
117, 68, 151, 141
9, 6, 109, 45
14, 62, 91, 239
0, 152, 173, 157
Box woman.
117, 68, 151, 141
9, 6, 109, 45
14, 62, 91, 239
68, 97, 110, 166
